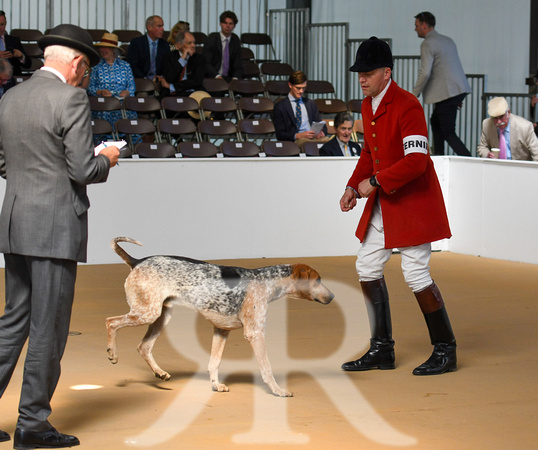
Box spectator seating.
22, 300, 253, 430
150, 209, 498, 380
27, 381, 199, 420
112, 29, 142, 44
135, 142, 177, 158
200, 97, 240, 122
220, 141, 261, 157
157, 118, 199, 144
202, 77, 230, 96
305, 80, 336, 99
302, 141, 325, 157
238, 118, 275, 143
262, 141, 301, 157
86, 29, 109, 42
179, 141, 219, 158
197, 119, 240, 143
134, 78, 156, 96
238, 96, 274, 120
260, 62, 294, 82
229, 79, 266, 98
191, 31, 208, 46
115, 118, 156, 148
314, 98, 349, 117
161, 96, 201, 119
264, 80, 289, 99
240, 32, 278, 63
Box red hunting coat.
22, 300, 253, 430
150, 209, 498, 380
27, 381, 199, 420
347, 80, 451, 248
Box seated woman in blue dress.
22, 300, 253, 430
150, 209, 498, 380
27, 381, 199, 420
87, 33, 137, 140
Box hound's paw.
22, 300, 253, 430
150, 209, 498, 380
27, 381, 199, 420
212, 383, 230, 392
107, 349, 118, 364
155, 371, 171, 381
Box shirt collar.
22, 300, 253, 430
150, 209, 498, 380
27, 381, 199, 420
40, 66, 66, 83
288, 94, 302, 104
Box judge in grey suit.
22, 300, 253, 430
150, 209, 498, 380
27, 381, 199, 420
413, 11, 471, 157
320, 112, 361, 156
0, 24, 119, 449
477, 96, 538, 161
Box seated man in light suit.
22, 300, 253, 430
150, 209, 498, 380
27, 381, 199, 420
477, 96, 538, 161
320, 112, 361, 156
273, 70, 329, 149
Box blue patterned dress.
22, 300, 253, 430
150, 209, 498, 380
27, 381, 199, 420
87, 58, 137, 139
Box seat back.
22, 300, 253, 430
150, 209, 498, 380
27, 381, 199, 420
302, 141, 325, 157
238, 97, 274, 119
229, 79, 266, 98
135, 142, 177, 158
157, 118, 199, 143
262, 141, 301, 157
161, 96, 200, 118
179, 141, 219, 158
220, 141, 260, 157
202, 78, 230, 96
89, 96, 123, 112
314, 98, 349, 115
112, 29, 143, 43
134, 78, 156, 96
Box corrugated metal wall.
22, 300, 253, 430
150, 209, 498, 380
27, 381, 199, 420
0, 0, 267, 34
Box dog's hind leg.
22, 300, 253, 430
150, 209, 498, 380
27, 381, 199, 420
137, 304, 174, 380
208, 327, 231, 392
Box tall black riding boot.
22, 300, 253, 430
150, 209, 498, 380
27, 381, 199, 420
341, 277, 395, 371
413, 282, 457, 376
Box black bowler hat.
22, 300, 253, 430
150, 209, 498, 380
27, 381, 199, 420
349, 36, 393, 73
38, 24, 100, 66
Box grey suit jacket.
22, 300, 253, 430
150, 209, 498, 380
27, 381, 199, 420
413, 30, 471, 104
477, 113, 538, 161
0, 70, 111, 262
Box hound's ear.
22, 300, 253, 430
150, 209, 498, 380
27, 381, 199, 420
291, 264, 312, 279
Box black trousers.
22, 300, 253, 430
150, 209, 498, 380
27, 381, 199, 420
430, 93, 471, 156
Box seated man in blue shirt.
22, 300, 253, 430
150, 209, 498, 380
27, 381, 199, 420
273, 71, 329, 149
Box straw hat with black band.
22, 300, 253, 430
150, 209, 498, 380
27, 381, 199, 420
38, 24, 100, 66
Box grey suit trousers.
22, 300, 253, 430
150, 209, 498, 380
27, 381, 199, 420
0, 254, 77, 431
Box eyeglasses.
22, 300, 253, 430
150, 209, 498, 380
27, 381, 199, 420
81, 59, 91, 78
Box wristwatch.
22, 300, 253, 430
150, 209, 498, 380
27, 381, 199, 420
369, 175, 380, 187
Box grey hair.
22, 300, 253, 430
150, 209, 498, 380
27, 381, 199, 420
0, 58, 13, 77
175, 30, 193, 44
44, 45, 84, 64
334, 112, 355, 130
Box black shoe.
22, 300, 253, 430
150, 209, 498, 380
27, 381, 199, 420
0, 429, 10, 442
341, 341, 395, 371
413, 343, 457, 376
13, 427, 79, 449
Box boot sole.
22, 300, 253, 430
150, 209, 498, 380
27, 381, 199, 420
412, 365, 457, 376
341, 364, 395, 372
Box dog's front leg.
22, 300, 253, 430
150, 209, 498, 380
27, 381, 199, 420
208, 327, 231, 392
246, 331, 293, 397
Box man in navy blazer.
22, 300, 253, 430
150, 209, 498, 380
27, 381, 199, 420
126, 15, 170, 80
160, 31, 205, 97
320, 112, 361, 156
0, 11, 31, 76
203, 10, 243, 81
273, 70, 329, 148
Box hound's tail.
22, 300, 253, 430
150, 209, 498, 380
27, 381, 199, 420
111, 237, 143, 268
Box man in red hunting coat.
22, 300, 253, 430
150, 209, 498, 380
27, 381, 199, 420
340, 37, 456, 376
